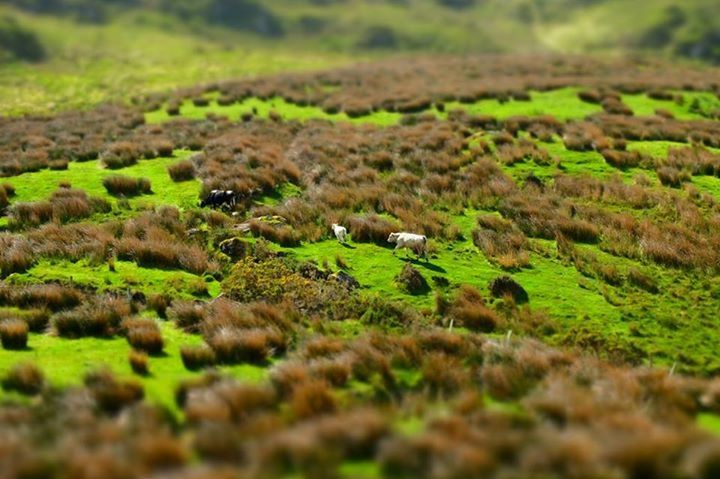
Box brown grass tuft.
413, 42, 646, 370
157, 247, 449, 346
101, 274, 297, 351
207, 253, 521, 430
1, 362, 44, 395
103, 175, 152, 196
290, 379, 337, 419
123, 318, 164, 355
167, 160, 196, 182
0, 319, 28, 350
129, 349, 150, 375
180, 344, 217, 370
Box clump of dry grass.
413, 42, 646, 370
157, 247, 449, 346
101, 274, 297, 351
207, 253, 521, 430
395, 262, 430, 294
167, 160, 196, 182
84, 368, 144, 414
52, 296, 131, 338
473, 214, 530, 269
102, 175, 152, 196
123, 318, 164, 355
448, 285, 503, 332
129, 349, 150, 375
1, 362, 44, 395
0, 319, 28, 350
101, 141, 141, 169
180, 344, 217, 370
168, 301, 206, 332
207, 327, 284, 364
290, 379, 337, 419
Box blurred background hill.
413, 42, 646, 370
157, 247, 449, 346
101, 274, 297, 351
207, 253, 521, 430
0, 0, 718, 113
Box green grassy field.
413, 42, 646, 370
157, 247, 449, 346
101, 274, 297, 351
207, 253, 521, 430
5, 88, 720, 379
0, 150, 199, 211
2, 81, 720, 454
0, 319, 265, 414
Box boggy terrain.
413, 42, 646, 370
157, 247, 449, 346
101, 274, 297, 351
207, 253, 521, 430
2, 55, 720, 478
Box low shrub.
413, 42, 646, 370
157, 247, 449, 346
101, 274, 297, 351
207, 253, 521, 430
103, 175, 152, 196
1, 183, 15, 197
207, 327, 282, 364
360, 296, 421, 329
168, 301, 206, 332
473, 214, 529, 268
449, 285, 502, 332
147, 293, 171, 318
0, 308, 49, 332
153, 139, 174, 157
192, 97, 210, 107
13, 283, 83, 311
53, 296, 131, 338
0, 185, 8, 209
310, 358, 351, 387
347, 215, 399, 245
578, 89, 602, 103
248, 220, 301, 247
180, 344, 217, 370
11, 201, 53, 226
657, 166, 690, 187
0, 239, 34, 276
129, 349, 149, 375
395, 262, 430, 294
223, 257, 313, 305
124, 318, 164, 355
302, 337, 345, 359
101, 141, 141, 169
115, 237, 208, 274
290, 379, 337, 419
84, 369, 144, 414
422, 352, 468, 397
489, 276, 529, 304
167, 160, 196, 182
1, 362, 44, 395
48, 159, 69, 170
0, 319, 28, 350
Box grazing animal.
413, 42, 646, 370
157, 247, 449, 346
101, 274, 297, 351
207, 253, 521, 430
331, 223, 348, 243
200, 190, 236, 209
388, 232, 428, 261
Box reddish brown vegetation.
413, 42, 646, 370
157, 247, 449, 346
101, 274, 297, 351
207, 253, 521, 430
180, 343, 217, 370
123, 318, 164, 355
129, 349, 149, 375
167, 159, 196, 182
1, 362, 44, 395
52, 296, 132, 338
102, 175, 152, 196
446, 285, 502, 332
0, 318, 28, 349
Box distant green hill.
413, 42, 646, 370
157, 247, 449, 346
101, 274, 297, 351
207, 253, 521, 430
0, 0, 717, 115
2, 0, 719, 62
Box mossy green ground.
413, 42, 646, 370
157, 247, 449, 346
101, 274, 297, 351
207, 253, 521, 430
281, 210, 620, 328
0, 320, 267, 414
622, 92, 720, 120
145, 87, 604, 126
7, 259, 221, 300
144, 87, 719, 132
443, 88, 603, 121
146, 96, 403, 126
2, 150, 200, 210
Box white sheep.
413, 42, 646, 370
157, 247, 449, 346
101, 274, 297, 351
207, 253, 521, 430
387, 232, 428, 260
331, 223, 348, 243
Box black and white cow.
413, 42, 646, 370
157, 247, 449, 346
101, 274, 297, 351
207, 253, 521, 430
200, 190, 236, 209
